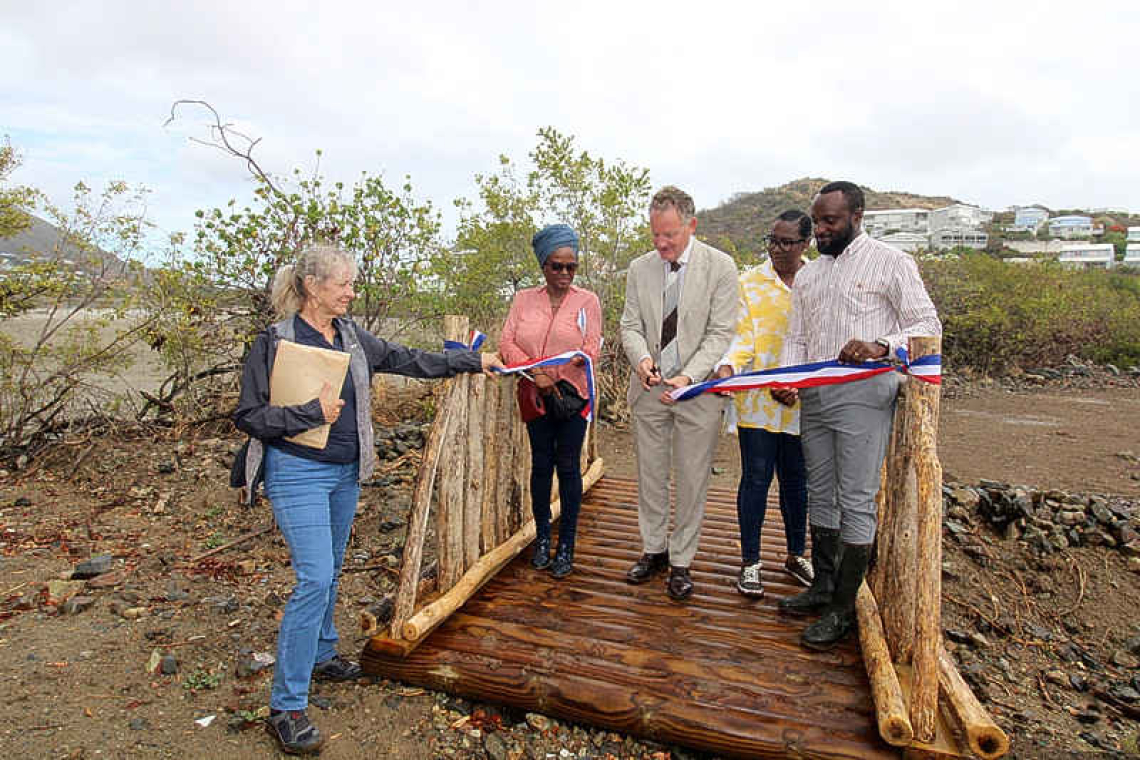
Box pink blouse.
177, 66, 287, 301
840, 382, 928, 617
499, 285, 603, 401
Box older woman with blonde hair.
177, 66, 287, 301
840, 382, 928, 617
233, 243, 502, 755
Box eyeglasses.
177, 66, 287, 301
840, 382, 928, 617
766, 235, 808, 249
547, 261, 578, 273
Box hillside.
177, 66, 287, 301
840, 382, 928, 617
697, 177, 958, 257
0, 212, 123, 273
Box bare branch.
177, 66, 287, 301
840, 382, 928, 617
165, 99, 284, 197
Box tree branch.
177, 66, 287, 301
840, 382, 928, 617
165, 100, 284, 197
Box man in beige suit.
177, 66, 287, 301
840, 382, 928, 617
620, 186, 739, 600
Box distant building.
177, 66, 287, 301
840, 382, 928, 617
877, 231, 928, 253
1058, 242, 1115, 268
931, 228, 988, 250
1011, 206, 1049, 231
929, 203, 993, 232
1127, 227, 1140, 242
1005, 240, 1068, 254
863, 208, 930, 237
1124, 244, 1140, 266
1048, 215, 1093, 239
1091, 207, 1129, 215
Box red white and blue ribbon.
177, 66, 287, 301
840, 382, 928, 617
669, 347, 941, 402
444, 329, 487, 351
494, 349, 597, 421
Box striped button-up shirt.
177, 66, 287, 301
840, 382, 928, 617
782, 232, 941, 366
720, 258, 800, 434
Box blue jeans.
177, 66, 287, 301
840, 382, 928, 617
736, 427, 807, 563
264, 446, 360, 711
525, 414, 588, 550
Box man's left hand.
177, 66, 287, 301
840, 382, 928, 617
838, 340, 887, 364
659, 374, 692, 405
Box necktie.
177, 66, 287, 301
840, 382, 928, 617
660, 260, 682, 377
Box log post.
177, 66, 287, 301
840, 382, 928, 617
938, 649, 1010, 760
906, 336, 943, 742
437, 315, 470, 591
855, 582, 913, 747
390, 386, 455, 637
464, 373, 485, 571
495, 377, 517, 540
480, 371, 502, 552
873, 384, 919, 663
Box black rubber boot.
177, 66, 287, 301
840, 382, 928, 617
778, 525, 841, 615
801, 542, 872, 650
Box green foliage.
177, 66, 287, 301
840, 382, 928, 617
182, 669, 221, 691
140, 160, 444, 423
438, 127, 652, 412
0, 164, 150, 458
922, 253, 1140, 374
1102, 230, 1127, 258
0, 140, 39, 239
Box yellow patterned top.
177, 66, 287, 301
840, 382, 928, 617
719, 258, 800, 434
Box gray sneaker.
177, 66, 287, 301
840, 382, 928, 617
784, 554, 814, 587
736, 561, 764, 598
266, 709, 323, 755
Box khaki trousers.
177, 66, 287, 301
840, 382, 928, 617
631, 388, 726, 568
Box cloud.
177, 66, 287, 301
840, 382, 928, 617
3, 0, 1140, 243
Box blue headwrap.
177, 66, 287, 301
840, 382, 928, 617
531, 224, 580, 267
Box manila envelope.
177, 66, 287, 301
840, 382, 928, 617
269, 340, 351, 450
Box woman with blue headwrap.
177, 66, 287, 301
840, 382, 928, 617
499, 224, 602, 578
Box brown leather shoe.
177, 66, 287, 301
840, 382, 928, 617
626, 551, 669, 584
666, 566, 694, 600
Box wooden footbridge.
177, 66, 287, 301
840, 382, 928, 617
360, 321, 1009, 760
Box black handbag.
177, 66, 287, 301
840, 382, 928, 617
544, 379, 587, 420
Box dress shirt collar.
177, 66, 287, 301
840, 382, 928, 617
664, 235, 695, 273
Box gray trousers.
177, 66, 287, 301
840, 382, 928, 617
631, 389, 726, 568
799, 372, 900, 544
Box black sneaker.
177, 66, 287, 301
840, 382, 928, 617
266, 709, 324, 755
312, 655, 361, 682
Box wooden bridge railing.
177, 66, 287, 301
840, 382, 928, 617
370, 315, 604, 656
860, 336, 1010, 759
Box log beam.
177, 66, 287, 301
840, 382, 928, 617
855, 583, 914, 746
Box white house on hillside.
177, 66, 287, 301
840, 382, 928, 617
1127, 227, 1140, 242
1011, 206, 1049, 231
931, 228, 988, 249
1058, 243, 1115, 268
929, 203, 993, 231
863, 208, 930, 237
1048, 215, 1093, 239
1124, 244, 1140, 266
878, 231, 928, 253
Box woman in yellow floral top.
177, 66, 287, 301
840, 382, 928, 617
715, 210, 814, 599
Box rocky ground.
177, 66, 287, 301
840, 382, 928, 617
2, 367, 1140, 759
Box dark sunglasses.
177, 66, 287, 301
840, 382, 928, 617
547, 261, 579, 273
765, 234, 808, 249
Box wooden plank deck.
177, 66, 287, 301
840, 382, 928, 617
362, 475, 899, 760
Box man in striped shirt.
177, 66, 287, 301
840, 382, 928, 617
775, 181, 941, 650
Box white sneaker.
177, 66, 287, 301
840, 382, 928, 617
736, 561, 764, 598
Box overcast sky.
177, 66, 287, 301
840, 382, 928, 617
4, 1, 1139, 250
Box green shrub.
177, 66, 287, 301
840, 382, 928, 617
922, 253, 1140, 374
